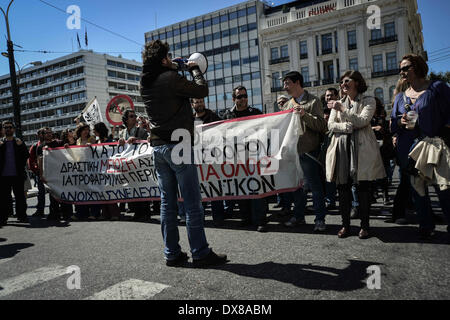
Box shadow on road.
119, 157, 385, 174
6, 218, 70, 229
208, 259, 382, 291
0, 243, 34, 259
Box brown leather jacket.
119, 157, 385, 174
140, 66, 208, 145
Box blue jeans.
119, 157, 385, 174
352, 183, 359, 208
153, 144, 210, 261
292, 150, 327, 222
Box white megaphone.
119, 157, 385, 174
173, 52, 208, 74
188, 52, 208, 74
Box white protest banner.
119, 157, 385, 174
43, 110, 303, 204
82, 97, 103, 128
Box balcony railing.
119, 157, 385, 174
269, 57, 290, 65
348, 43, 357, 50
371, 69, 400, 78
262, 0, 359, 30
322, 48, 333, 55
303, 81, 312, 88
300, 53, 308, 59
369, 35, 398, 46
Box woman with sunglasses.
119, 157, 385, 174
326, 70, 386, 239
391, 54, 450, 240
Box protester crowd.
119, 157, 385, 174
1, 49, 449, 256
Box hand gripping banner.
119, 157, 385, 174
43, 110, 304, 204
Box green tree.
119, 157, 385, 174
429, 71, 450, 83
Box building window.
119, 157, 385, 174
375, 88, 384, 102
280, 45, 289, 58
386, 52, 397, 71
347, 30, 357, 50
301, 67, 309, 83
349, 58, 358, 71
385, 22, 395, 38
373, 54, 383, 72
300, 41, 308, 58
238, 8, 246, 17
247, 6, 256, 15
271, 48, 279, 60
321, 33, 332, 54
271, 72, 280, 88
371, 29, 382, 40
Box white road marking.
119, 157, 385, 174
0, 264, 68, 298
85, 279, 170, 300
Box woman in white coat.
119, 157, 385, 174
326, 71, 386, 239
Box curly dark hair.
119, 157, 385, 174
142, 40, 170, 67
93, 122, 109, 141
75, 122, 90, 139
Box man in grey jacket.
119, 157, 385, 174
140, 40, 227, 267
281, 71, 328, 232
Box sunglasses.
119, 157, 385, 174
400, 65, 412, 73
339, 78, 353, 85
236, 94, 248, 100
3, 126, 13, 129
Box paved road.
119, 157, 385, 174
1, 181, 449, 301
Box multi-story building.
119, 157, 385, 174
144, 0, 265, 116
0, 50, 145, 145
259, 0, 426, 113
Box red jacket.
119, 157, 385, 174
28, 141, 41, 174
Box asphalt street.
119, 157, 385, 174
0, 180, 449, 301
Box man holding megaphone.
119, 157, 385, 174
140, 40, 227, 268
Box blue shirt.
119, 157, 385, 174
390, 80, 450, 155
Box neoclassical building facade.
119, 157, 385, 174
258, 0, 426, 113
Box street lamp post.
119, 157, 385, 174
1, 0, 23, 139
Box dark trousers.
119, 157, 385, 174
338, 180, 372, 230
392, 153, 414, 220
0, 176, 27, 222
36, 174, 46, 213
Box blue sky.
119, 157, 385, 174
0, 0, 449, 76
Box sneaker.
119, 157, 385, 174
193, 250, 227, 268
256, 225, 268, 233
284, 217, 306, 227
166, 252, 189, 267
71, 215, 79, 221
179, 217, 186, 224
88, 216, 97, 221
313, 220, 326, 232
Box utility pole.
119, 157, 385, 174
1, 0, 22, 139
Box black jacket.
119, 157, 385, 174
0, 138, 30, 178
195, 109, 222, 124
222, 105, 262, 120
140, 65, 208, 145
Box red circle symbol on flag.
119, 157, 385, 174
105, 95, 135, 126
